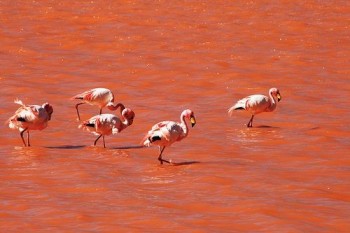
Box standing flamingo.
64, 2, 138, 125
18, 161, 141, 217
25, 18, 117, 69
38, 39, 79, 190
228, 87, 281, 127
142, 109, 196, 164
7, 99, 53, 147
79, 107, 135, 148
72, 88, 116, 121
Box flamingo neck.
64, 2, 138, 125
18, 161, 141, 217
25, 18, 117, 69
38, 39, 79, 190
180, 113, 189, 137
268, 91, 277, 111
118, 117, 129, 132
120, 112, 133, 131
107, 102, 125, 114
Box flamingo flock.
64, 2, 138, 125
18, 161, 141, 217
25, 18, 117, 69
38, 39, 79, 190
6, 87, 282, 164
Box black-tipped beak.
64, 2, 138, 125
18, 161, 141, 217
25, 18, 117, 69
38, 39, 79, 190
277, 93, 281, 102
190, 117, 196, 127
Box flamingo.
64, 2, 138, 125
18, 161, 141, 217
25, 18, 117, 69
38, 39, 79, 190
7, 99, 53, 147
79, 107, 135, 148
142, 109, 196, 164
72, 88, 117, 121
228, 87, 281, 127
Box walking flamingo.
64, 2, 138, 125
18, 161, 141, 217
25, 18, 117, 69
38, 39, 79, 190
228, 87, 281, 127
79, 107, 135, 148
142, 109, 196, 164
7, 99, 53, 147
72, 88, 117, 121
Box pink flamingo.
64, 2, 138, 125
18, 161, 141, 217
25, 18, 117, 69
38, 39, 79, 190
228, 87, 281, 127
72, 88, 117, 121
79, 107, 135, 148
7, 99, 53, 147
142, 109, 196, 164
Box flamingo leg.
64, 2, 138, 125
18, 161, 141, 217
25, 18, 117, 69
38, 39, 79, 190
98, 108, 105, 148
247, 115, 254, 128
158, 146, 170, 164
20, 128, 28, 147
27, 131, 31, 147
75, 103, 85, 121
94, 134, 103, 147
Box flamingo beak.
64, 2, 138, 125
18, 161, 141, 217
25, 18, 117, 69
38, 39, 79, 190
190, 117, 196, 127
277, 93, 281, 102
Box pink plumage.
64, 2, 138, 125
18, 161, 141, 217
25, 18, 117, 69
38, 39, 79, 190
142, 109, 196, 164
7, 99, 53, 147
79, 107, 135, 148
228, 87, 281, 127
72, 88, 116, 121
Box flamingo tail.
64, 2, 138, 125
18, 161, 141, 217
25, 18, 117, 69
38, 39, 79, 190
78, 122, 95, 129
14, 99, 25, 106
71, 94, 84, 100
228, 102, 245, 116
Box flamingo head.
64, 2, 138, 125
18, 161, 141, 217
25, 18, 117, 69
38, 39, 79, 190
42, 103, 53, 120
122, 108, 135, 126
182, 109, 196, 127
270, 88, 281, 102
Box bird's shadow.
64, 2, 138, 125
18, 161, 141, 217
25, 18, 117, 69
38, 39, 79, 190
169, 161, 200, 166
110, 145, 145, 150
45, 145, 86, 149
254, 125, 280, 129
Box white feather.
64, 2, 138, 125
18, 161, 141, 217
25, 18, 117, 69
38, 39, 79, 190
14, 99, 25, 106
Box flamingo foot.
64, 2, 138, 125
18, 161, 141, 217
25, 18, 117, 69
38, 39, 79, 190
158, 158, 171, 165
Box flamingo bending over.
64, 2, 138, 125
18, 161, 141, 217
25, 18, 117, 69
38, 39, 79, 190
72, 88, 117, 121
7, 99, 53, 147
79, 107, 135, 148
142, 109, 196, 164
228, 87, 281, 127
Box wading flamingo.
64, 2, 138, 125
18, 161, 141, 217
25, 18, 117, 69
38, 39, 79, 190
79, 107, 135, 148
142, 109, 196, 164
7, 99, 53, 147
72, 88, 118, 121
228, 87, 281, 127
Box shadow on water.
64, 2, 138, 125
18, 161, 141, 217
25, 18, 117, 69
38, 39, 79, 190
45, 145, 86, 149
309, 127, 320, 130
44, 145, 146, 150
170, 161, 201, 166
110, 145, 146, 150
254, 125, 280, 129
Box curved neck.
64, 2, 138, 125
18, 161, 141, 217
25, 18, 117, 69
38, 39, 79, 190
107, 102, 125, 115
268, 92, 277, 111
180, 113, 189, 136
118, 115, 130, 132
121, 112, 133, 129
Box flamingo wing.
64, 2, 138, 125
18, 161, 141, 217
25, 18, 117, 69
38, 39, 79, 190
142, 121, 183, 146
72, 89, 96, 101
245, 95, 271, 114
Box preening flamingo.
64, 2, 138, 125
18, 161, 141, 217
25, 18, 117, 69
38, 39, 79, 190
228, 87, 281, 127
79, 107, 135, 148
142, 109, 196, 164
7, 99, 53, 147
72, 88, 117, 121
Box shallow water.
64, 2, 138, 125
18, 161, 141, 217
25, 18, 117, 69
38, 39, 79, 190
1, 1, 349, 232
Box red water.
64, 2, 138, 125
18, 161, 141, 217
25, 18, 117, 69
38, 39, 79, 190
1, 1, 350, 232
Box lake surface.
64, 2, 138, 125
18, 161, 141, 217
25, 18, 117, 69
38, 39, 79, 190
1, 1, 349, 232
